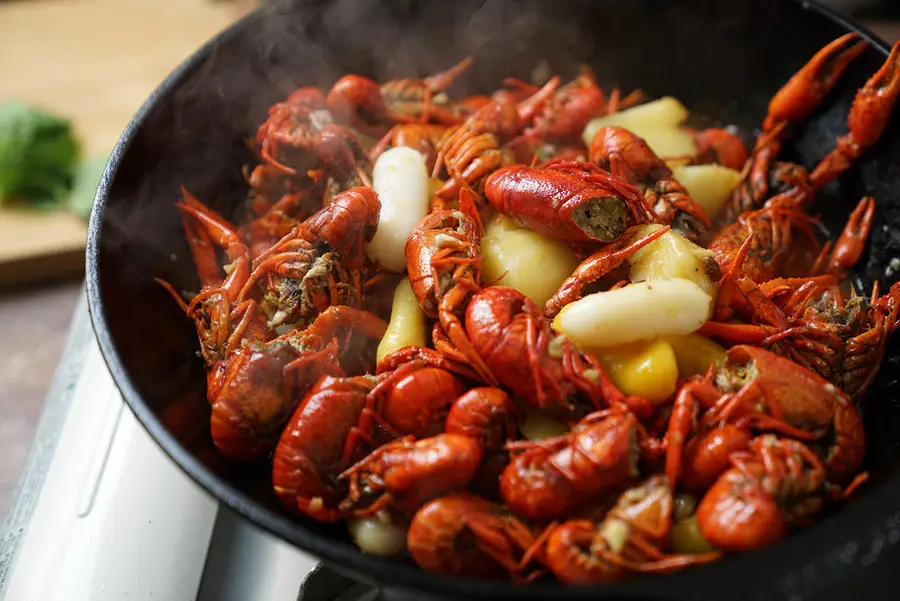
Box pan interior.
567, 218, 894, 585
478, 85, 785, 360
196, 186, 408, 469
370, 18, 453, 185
89, 0, 900, 598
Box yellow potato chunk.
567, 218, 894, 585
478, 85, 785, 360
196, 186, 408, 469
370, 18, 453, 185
639, 128, 698, 162
583, 97, 689, 143
665, 156, 694, 169
590, 338, 678, 404
482, 215, 580, 307
671, 164, 743, 220
376, 277, 427, 364
519, 405, 571, 441
582, 97, 697, 160
553, 279, 711, 348
628, 224, 717, 300
671, 516, 718, 554
664, 333, 727, 377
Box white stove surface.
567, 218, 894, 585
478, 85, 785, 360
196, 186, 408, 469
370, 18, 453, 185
0, 291, 318, 600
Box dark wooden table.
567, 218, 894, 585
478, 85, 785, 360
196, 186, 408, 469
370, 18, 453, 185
0, 282, 82, 517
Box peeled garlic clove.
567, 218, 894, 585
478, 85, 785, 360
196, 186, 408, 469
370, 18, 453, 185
553, 279, 711, 348
368, 147, 431, 273
349, 515, 407, 557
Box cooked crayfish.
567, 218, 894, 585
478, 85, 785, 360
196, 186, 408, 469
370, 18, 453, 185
272, 374, 376, 521
405, 187, 497, 384
157, 188, 270, 366
542, 476, 721, 583
665, 344, 865, 490
338, 433, 483, 517
445, 387, 520, 452
326, 57, 475, 137
407, 492, 541, 581
725, 34, 900, 221
696, 435, 862, 552
484, 160, 656, 244
705, 200, 900, 401
465, 286, 655, 416
500, 408, 650, 520
160, 52, 890, 585
589, 126, 712, 244
688, 127, 748, 171
367, 346, 505, 437
512, 67, 643, 146
708, 189, 823, 284
431, 76, 561, 206
256, 86, 370, 184
714, 278, 900, 402
367, 347, 489, 435
237, 186, 380, 328
208, 305, 386, 461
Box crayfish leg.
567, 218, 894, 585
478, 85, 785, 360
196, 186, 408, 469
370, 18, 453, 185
543, 225, 670, 317
664, 380, 720, 488
820, 196, 876, 281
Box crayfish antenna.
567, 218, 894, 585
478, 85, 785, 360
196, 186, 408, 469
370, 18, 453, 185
713, 232, 755, 321
831, 471, 869, 501
154, 278, 192, 313
356, 165, 372, 188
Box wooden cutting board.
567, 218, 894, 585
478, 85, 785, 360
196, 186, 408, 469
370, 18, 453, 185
0, 0, 257, 287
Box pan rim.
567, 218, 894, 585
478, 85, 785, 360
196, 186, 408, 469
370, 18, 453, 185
85, 1, 900, 598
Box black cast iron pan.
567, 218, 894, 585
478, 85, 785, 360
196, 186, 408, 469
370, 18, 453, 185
85, 0, 900, 599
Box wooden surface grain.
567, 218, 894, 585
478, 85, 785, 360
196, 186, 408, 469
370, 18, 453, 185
0, 0, 255, 156
0, 0, 256, 287
0, 0, 257, 517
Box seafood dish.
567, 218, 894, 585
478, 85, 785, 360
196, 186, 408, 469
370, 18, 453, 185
157, 33, 900, 584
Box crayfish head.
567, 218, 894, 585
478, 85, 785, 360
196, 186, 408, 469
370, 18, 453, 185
610, 475, 674, 548
715, 349, 760, 393
823, 290, 866, 331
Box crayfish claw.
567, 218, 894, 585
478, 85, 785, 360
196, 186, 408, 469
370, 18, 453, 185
812, 41, 900, 189
764, 32, 867, 132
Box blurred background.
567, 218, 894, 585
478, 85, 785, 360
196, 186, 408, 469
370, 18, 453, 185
0, 0, 896, 520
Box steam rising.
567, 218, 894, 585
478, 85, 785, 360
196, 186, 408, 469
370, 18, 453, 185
99, 0, 610, 296
91, 0, 900, 550
96, 0, 864, 300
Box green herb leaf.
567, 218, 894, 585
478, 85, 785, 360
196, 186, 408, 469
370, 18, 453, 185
0, 100, 81, 207
67, 154, 109, 220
